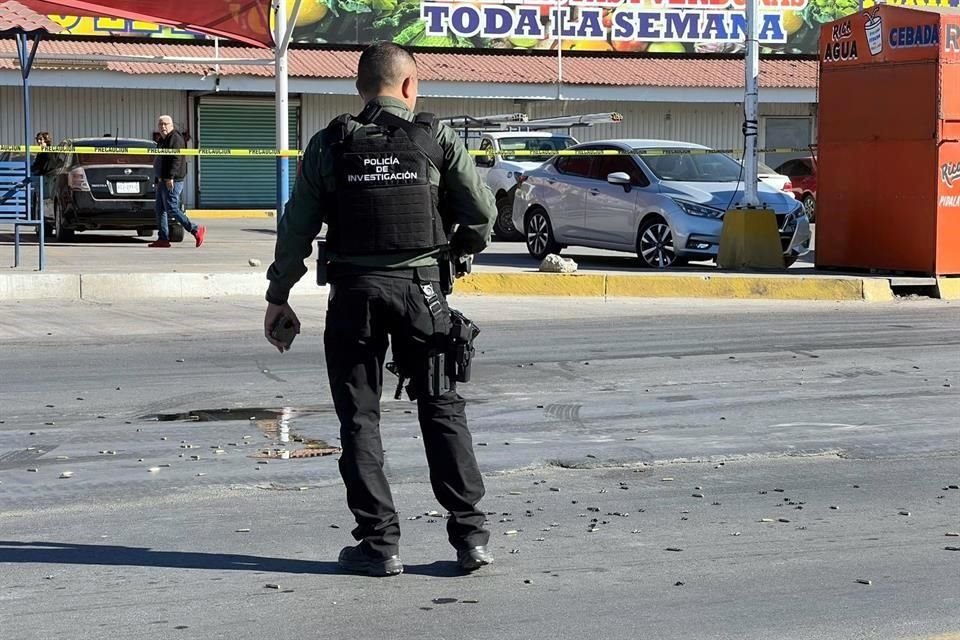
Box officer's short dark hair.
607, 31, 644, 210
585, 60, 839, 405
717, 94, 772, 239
357, 43, 417, 95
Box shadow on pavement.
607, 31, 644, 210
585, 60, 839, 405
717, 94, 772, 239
0, 232, 148, 246
472, 252, 539, 270
0, 541, 467, 578
242, 228, 277, 236
403, 560, 463, 577
0, 540, 339, 574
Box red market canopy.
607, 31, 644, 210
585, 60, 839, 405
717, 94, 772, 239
12, 0, 273, 47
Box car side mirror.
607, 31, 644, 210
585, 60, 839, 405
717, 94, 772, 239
475, 155, 494, 168
607, 171, 632, 191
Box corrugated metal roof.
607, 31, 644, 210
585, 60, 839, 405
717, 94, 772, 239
0, 38, 818, 88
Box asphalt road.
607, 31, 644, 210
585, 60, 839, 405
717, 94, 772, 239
0, 296, 957, 639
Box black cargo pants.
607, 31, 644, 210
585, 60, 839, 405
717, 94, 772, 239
323, 268, 490, 559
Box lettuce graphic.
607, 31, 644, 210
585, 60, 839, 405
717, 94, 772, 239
804, 0, 861, 25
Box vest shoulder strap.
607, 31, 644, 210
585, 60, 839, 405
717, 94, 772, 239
414, 112, 437, 128
368, 108, 445, 171
323, 114, 353, 146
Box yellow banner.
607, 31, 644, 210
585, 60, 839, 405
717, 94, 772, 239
48, 15, 200, 39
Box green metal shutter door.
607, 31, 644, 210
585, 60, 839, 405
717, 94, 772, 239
198, 101, 299, 209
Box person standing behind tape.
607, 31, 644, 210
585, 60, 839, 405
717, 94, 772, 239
30, 132, 54, 214
149, 115, 205, 248
263, 43, 497, 577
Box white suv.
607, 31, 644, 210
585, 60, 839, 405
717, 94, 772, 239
473, 132, 578, 240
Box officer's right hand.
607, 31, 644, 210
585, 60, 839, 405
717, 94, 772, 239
264, 302, 301, 353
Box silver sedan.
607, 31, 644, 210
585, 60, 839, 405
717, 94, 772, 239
512, 139, 811, 268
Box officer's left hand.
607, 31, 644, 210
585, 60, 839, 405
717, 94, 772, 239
264, 302, 301, 353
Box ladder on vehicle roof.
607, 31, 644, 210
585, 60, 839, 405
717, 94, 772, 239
437, 112, 623, 147
437, 112, 622, 131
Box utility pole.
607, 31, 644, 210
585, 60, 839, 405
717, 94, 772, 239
741, 0, 761, 207
274, 0, 290, 223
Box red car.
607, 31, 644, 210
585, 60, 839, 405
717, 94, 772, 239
775, 157, 817, 222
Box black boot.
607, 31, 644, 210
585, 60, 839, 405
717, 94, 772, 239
338, 543, 403, 577
457, 546, 494, 572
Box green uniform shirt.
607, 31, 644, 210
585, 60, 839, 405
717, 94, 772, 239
266, 96, 496, 304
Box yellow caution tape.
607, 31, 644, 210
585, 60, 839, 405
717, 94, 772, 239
0, 144, 813, 158
0, 145, 302, 157
475, 146, 813, 157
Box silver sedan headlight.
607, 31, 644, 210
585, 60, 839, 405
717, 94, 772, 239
673, 199, 725, 219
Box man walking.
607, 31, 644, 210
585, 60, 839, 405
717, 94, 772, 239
263, 43, 497, 577
149, 115, 205, 248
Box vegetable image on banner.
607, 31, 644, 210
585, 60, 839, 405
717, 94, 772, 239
44, 0, 955, 54
291, 0, 822, 54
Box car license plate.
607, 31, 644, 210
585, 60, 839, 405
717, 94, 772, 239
116, 181, 139, 195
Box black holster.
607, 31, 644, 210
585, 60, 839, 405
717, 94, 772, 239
439, 251, 473, 295
387, 309, 480, 401
448, 308, 480, 384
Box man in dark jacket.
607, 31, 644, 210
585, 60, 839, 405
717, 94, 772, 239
264, 43, 496, 577
150, 115, 205, 248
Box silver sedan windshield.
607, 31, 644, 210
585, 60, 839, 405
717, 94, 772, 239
637, 149, 743, 182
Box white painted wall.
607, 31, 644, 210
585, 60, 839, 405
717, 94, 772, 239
526, 100, 815, 153
301, 94, 815, 155
0, 85, 188, 143
2, 86, 816, 208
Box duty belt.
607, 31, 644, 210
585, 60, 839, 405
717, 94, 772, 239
327, 263, 441, 282
418, 282, 445, 321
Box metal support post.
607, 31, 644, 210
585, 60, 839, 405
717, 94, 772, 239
18, 33, 29, 268
742, 0, 761, 208
275, 0, 290, 225
556, 0, 563, 101
15, 32, 44, 270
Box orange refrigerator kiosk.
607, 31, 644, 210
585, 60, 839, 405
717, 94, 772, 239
816, 5, 960, 276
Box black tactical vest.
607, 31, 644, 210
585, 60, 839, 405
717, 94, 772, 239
326, 105, 447, 256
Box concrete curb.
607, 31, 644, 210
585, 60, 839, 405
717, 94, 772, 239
937, 277, 960, 301
80, 272, 329, 300
1, 270, 899, 302
187, 210, 276, 219
0, 273, 81, 300
455, 272, 606, 297
458, 272, 895, 302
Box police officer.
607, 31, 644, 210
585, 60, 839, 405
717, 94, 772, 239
263, 43, 497, 577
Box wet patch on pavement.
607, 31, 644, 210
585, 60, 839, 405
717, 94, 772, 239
140, 407, 342, 460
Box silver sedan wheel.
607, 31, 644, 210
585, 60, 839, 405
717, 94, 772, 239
526, 211, 550, 257
639, 222, 676, 269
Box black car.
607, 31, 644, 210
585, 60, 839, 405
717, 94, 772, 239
46, 137, 185, 242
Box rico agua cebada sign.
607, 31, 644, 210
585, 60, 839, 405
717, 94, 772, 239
941, 162, 960, 208
946, 23, 960, 53
420, 0, 802, 44
889, 23, 939, 48
823, 19, 857, 62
